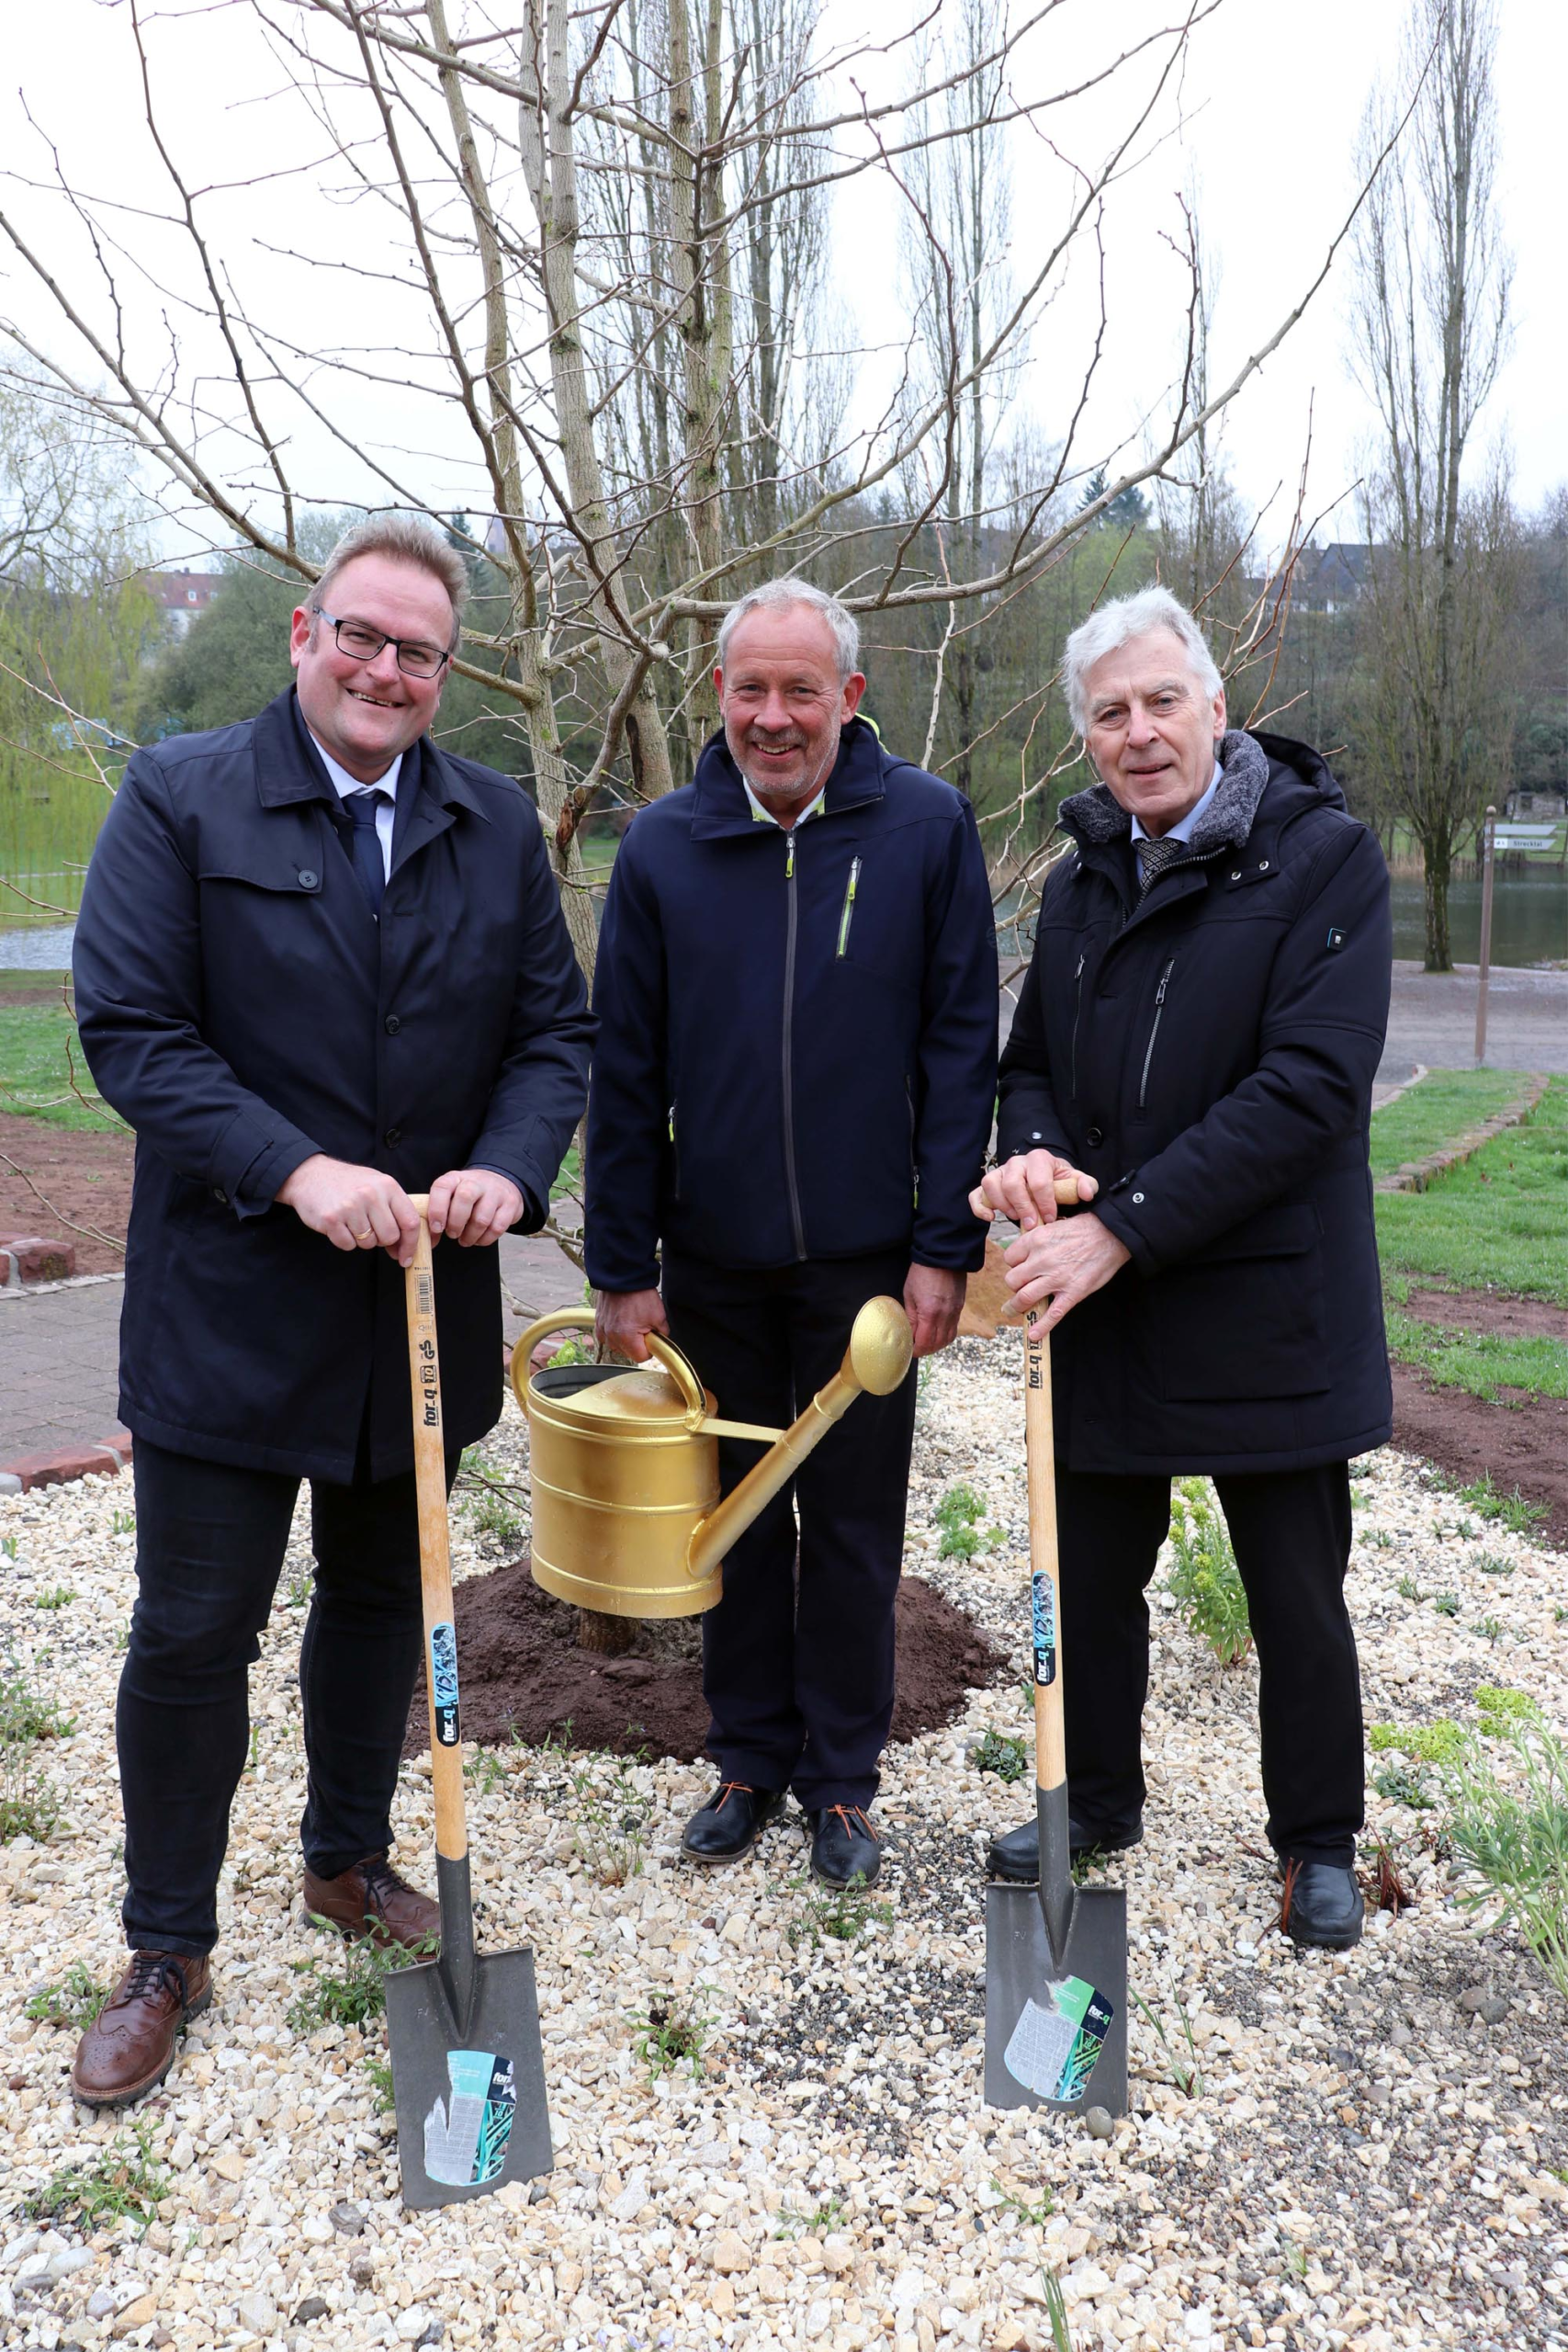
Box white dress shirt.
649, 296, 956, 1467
741, 776, 829, 831
1129, 757, 1223, 883
308, 732, 402, 883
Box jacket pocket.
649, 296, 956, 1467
1153, 1202, 1330, 1401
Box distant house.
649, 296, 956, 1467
142, 569, 221, 638
1289, 544, 1376, 615
1505, 786, 1566, 821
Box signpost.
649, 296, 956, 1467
1474, 805, 1497, 1066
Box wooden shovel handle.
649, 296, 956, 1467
1025, 1313, 1067, 1793
404, 1195, 468, 1865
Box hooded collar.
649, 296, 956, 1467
689, 715, 887, 841
1057, 728, 1273, 858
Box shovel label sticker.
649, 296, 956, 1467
1031, 1571, 1056, 1687
423, 2048, 517, 2187
429, 1619, 459, 1746
1004, 1976, 1113, 2104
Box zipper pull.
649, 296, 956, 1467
1076, 952, 1086, 979
786, 834, 795, 880
1155, 959, 1173, 1003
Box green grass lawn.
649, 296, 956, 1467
0, 978, 122, 1130
1368, 1067, 1526, 1182
1375, 1073, 1568, 1400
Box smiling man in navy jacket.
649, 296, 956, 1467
69, 515, 592, 2107
586, 580, 998, 1888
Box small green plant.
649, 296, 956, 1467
466, 1747, 510, 1795
1349, 1484, 1370, 1510
775, 2193, 846, 2239
1449, 1514, 1479, 1542
110, 1509, 135, 1537
788, 1871, 892, 1947
991, 2179, 1055, 2229
566, 1749, 654, 1885
0, 1659, 75, 1743
284, 1567, 313, 1609
1365, 1528, 1393, 1550
1165, 1480, 1251, 1666
1472, 1615, 1505, 1645
935, 1483, 1004, 1559
363, 2052, 396, 2112
1433, 1592, 1460, 1618
1477, 1686, 1540, 1736
25, 1962, 109, 2030
634, 1989, 709, 2081
1368, 1719, 1466, 1764
27, 2120, 166, 2235
33, 1586, 73, 1611
0, 1535, 17, 1561
114, 1623, 130, 1653
1557, 1605, 1568, 1626
1455, 1475, 1548, 1536
1130, 1988, 1203, 2098
0, 1657, 68, 1842
1372, 1764, 1434, 1811
1475, 1552, 1515, 1577
1283, 2243, 1309, 2282
1442, 1715, 1568, 2001
468, 1490, 524, 1547
1395, 1574, 1427, 1602
288, 1925, 435, 2031
971, 1729, 1029, 1784
1041, 2265, 1076, 2352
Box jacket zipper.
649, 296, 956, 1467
905, 1073, 919, 1205
1138, 958, 1176, 1111
668, 1100, 679, 1199
836, 856, 861, 957
781, 831, 807, 1260
1068, 952, 1087, 1099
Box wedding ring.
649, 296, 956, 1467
354, 1227, 374, 1241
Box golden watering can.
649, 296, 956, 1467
509, 1299, 914, 1619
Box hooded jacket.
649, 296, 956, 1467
585, 718, 998, 1289
998, 729, 1393, 1475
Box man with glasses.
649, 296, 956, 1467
69, 514, 592, 2106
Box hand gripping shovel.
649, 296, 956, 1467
384, 1198, 553, 2209
984, 1314, 1128, 2115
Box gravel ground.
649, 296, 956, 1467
2, 1336, 1567, 2352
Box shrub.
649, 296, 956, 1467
1165, 1480, 1251, 1665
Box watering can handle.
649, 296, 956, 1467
510, 1306, 710, 1432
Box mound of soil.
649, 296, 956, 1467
1392, 1365, 1568, 1550
0, 1109, 131, 1277
404, 1555, 1007, 1763
1404, 1286, 1568, 1342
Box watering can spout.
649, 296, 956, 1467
684, 1295, 914, 1582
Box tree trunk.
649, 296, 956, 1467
576, 1607, 637, 1656
1422, 838, 1452, 972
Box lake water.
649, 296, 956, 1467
5, 876, 1565, 970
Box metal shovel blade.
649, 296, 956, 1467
383, 1853, 552, 2211
984, 1882, 1128, 2115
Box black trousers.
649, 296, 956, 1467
663, 1249, 919, 1811
117, 1436, 456, 1956
1058, 1460, 1363, 1867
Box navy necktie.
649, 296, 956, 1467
1136, 833, 1184, 899
344, 790, 386, 919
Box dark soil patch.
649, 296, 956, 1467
1404, 1286, 1568, 1342
1391, 1363, 1568, 1550
0, 1110, 131, 1276
404, 1555, 1006, 1763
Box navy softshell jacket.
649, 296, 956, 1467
73, 689, 593, 1480
585, 719, 998, 1291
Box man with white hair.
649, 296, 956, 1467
973, 585, 1392, 1949
587, 580, 997, 1888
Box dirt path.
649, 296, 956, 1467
1390, 1365, 1568, 1550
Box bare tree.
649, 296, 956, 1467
1348, 0, 1513, 969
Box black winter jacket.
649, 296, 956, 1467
585, 719, 998, 1290
998, 729, 1393, 1475
73, 689, 593, 1480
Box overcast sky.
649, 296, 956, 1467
1, 0, 1561, 562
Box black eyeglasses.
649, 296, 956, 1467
314, 608, 453, 679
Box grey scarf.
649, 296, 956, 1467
1058, 728, 1272, 858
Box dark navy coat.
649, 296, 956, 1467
73, 689, 592, 1481
998, 730, 1393, 1476
585, 719, 998, 1291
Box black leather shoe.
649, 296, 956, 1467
808, 1804, 882, 1889
986, 1811, 1144, 1883
1280, 1860, 1364, 1950
682, 1781, 784, 1864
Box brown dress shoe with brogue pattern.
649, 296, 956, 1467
301, 1853, 440, 1954
71, 1951, 212, 2109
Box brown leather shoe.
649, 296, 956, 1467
301, 1853, 440, 1955
71, 1951, 212, 2109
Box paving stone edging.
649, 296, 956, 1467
1374, 1070, 1551, 1193
0, 1430, 132, 1497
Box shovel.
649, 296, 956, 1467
984, 1312, 1128, 2115
383, 1196, 553, 2209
